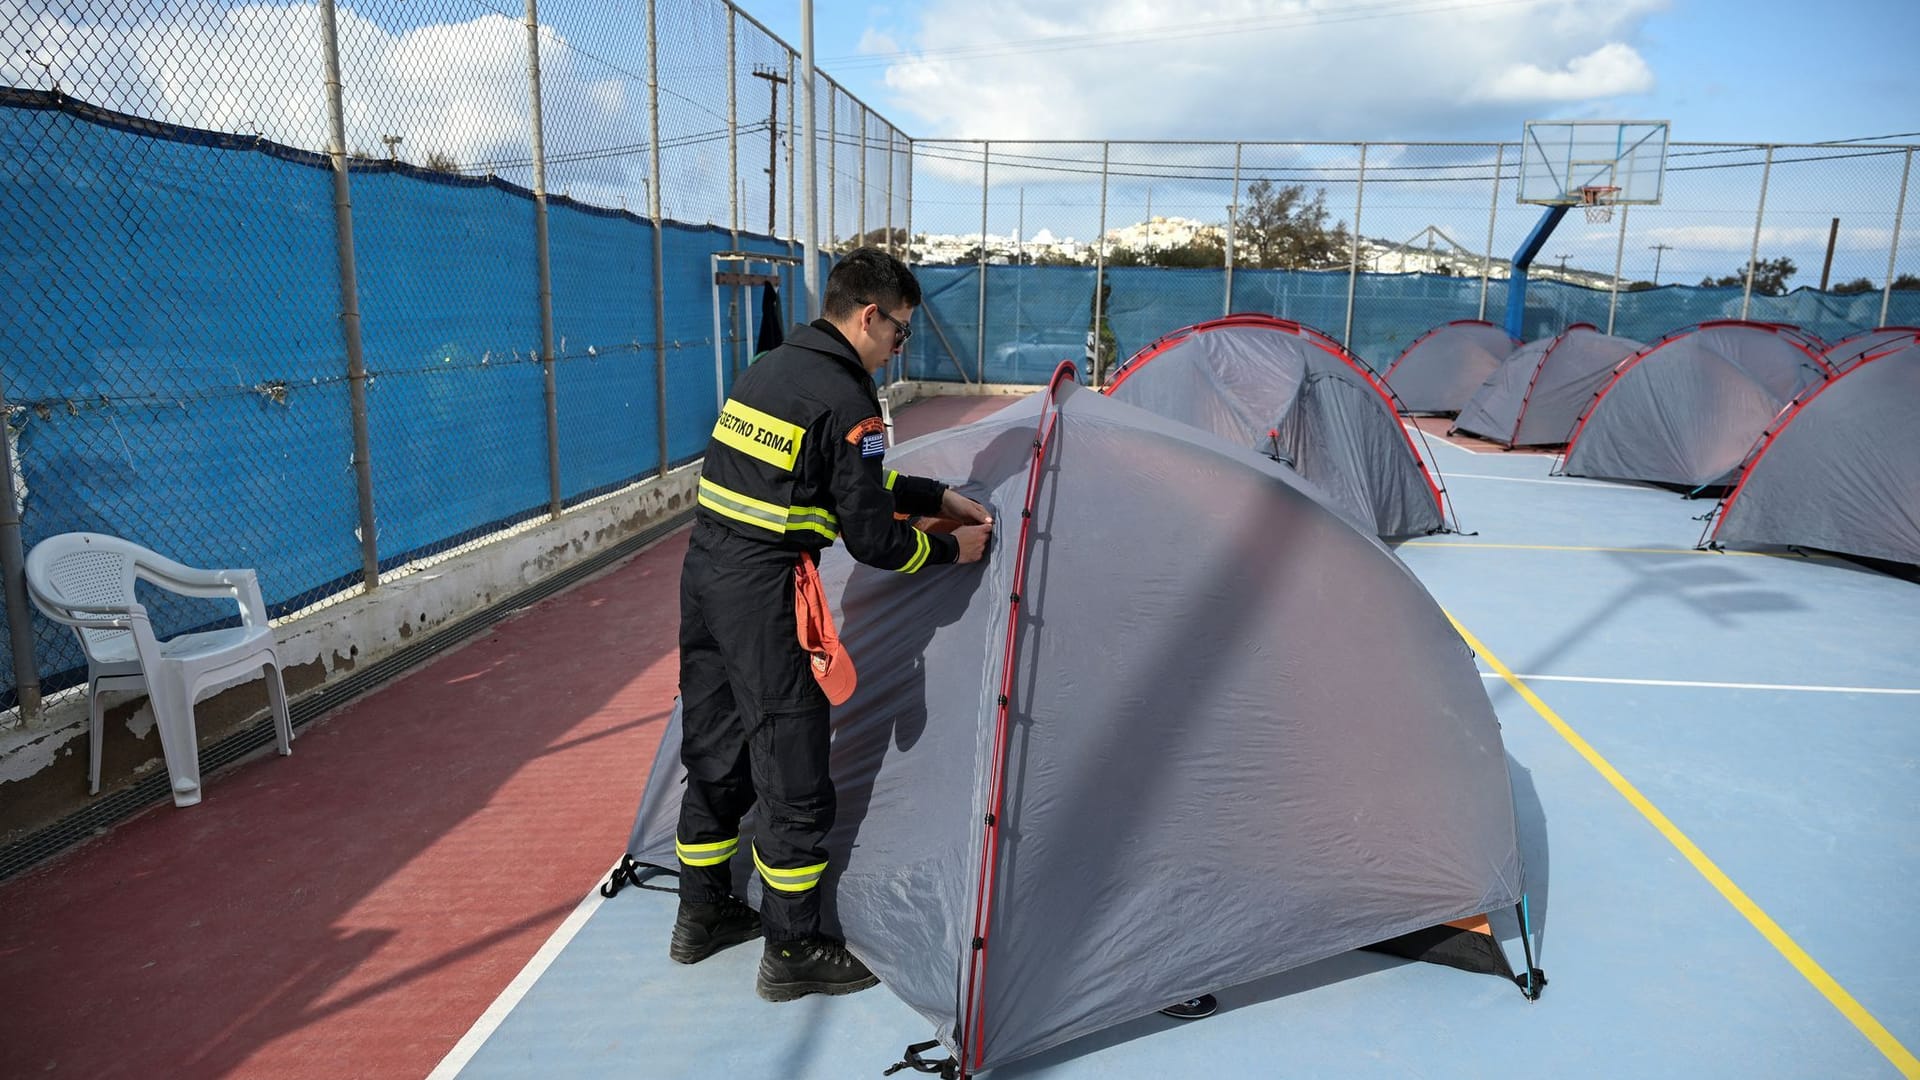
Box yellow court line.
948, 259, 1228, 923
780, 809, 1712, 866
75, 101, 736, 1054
1450, 613, 1920, 1079
1405, 540, 1786, 559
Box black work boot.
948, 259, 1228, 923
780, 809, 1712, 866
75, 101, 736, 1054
670, 896, 763, 964
755, 936, 879, 1002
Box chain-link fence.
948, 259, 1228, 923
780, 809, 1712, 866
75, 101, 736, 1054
3, 3, 1915, 724
905, 139, 1920, 384
0, 0, 911, 721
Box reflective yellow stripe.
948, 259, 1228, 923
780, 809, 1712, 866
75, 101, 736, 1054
701, 479, 843, 541
698, 477, 788, 534
752, 846, 828, 893
896, 529, 932, 574
677, 835, 739, 867
788, 505, 839, 540
712, 398, 806, 472
884, 469, 899, 490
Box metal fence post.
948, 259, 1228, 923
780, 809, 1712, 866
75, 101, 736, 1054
1343, 143, 1368, 347
647, 0, 668, 476
1607, 205, 1630, 335
727, 10, 738, 248
801, 12, 818, 318
902, 136, 914, 381
726, 7, 743, 379
826, 83, 836, 253
886, 128, 895, 256
1742, 145, 1774, 320
524, 0, 562, 518
977, 141, 989, 383
0, 371, 40, 723
858, 106, 868, 245
787, 48, 797, 270
319, 0, 380, 589
1479, 143, 1503, 321
1883, 148, 1912, 326
1225, 142, 1241, 316
1093, 142, 1109, 385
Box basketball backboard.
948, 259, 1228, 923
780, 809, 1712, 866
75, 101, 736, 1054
1518, 120, 1670, 206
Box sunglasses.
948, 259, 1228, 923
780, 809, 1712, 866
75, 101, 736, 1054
867, 304, 913, 344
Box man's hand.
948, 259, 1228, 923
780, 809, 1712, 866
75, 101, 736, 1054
953, 523, 994, 564
940, 488, 993, 525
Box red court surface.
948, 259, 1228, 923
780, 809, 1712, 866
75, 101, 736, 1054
0, 390, 1011, 1080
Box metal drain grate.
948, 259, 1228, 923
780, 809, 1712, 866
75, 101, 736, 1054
0, 511, 691, 883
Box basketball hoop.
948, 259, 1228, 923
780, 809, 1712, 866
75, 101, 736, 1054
1580, 185, 1621, 223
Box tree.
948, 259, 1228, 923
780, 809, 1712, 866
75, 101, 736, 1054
1145, 235, 1226, 269
1895, 273, 1920, 291
1625, 280, 1658, 292
1087, 276, 1118, 385
1700, 256, 1796, 296
423, 150, 460, 174
843, 226, 910, 252
1034, 248, 1086, 267
1236, 179, 1351, 269
1830, 277, 1875, 295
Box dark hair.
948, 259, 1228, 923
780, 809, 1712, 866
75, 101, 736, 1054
822, 246, 921, 319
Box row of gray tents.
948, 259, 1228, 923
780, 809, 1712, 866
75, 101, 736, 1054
1383, 318, 1920, 569
616, 321, 1545, 1074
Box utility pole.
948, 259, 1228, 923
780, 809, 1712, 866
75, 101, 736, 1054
1555, 253, 1570, 278
1649, 242, 1672, 285
751, 67, 788, 235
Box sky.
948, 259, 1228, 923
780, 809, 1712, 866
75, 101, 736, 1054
749, 0, 1920, 144
3, 0, 1912, 287
736, 0, 1920, 287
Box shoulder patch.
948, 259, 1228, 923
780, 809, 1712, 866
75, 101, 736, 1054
859, 432, 887, 458
845, 416, 885, 445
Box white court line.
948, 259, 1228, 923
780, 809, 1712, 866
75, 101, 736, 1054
1478, 672, 1920, 695
427, 860, 621, 1079
1447, 471, 1638, 491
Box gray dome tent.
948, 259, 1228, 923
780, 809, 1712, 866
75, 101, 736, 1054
1103, 314, 1447, 539
1708, 336, 1920, 565
1561, 320, 1834, 489
1823, 326, 1920, 371
1452, 324, 1644, 448
614, 373, 1539, 1076
1382, 319, 1521, 415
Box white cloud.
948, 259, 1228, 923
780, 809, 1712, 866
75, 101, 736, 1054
1473, 43, 1654, 103
858, 27, 902, 56
1645, 224, 1895, 252
1, 3, 652, 208
876, 0, 1668, 140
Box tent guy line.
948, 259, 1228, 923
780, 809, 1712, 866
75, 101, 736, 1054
1476, 672, 1920, 696
1449, 613, 1920, 1080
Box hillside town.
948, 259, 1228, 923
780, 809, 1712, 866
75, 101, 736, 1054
907, 215, 1617, 287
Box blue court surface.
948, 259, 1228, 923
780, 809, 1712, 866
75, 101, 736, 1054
435, 420, 1919, 1079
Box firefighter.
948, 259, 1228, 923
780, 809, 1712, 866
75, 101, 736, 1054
670, 247, 994, 1002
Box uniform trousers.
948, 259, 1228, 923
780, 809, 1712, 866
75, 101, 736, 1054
676, 521, 836, 942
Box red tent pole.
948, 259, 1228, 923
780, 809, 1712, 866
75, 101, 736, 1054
957, 361, 1078, 1077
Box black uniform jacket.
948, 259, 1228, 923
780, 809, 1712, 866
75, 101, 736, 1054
694, 320, 960, 571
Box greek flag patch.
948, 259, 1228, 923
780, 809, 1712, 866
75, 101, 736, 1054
859, 432, 887, 457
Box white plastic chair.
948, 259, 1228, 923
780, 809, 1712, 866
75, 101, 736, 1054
24, 532, 292, 807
